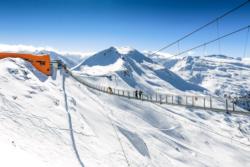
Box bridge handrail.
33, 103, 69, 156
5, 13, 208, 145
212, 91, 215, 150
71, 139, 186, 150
67, 70, 250, 115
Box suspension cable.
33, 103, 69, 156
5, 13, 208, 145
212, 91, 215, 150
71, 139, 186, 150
243, 27, 250, 57
170, 25, 250, 57
216, 19, 221, 54
177, 41, 180, 55
151, 0, 250, 56
203, 44, 206, 57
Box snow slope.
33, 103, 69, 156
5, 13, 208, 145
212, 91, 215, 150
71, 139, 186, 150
0, 56, 250, 167
74, 47, 206, 96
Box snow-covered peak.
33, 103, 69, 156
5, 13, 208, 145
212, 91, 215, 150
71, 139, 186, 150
114, 46, 136, 54
82, 47, 122, 67
76, 46, 153, 68
73, 47, 206, 95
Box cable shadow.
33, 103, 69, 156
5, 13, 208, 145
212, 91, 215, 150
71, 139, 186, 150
62, 74, 85, 167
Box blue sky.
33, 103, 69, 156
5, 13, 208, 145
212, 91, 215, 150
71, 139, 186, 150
0, 0, 249, 57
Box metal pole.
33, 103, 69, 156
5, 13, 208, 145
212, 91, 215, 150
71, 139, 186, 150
204, 97, 206, 109
210, 96, 212, 109
226, 99, 229, 112
233, 100, 235, 112
192, 96, 194, 106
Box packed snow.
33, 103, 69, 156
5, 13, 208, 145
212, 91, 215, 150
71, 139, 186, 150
0, 45, 250, 167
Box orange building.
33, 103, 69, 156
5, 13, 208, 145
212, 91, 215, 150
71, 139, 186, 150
0, 53, 51, 76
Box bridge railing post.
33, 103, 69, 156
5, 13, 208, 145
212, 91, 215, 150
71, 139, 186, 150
178, 96, 181, 104
226, 98, 229, 113
142, 94, 145, 101
210, 96, 212, 109
192, 96, 194, 106
233, 100, 235, 112
203, 97, 206, 109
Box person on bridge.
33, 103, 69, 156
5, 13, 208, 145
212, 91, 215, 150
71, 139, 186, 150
135, 90, 138, 99
139, 90, 143, 99
108, 87, 113, 94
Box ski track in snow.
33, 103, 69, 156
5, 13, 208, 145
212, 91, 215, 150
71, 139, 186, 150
62, 74, 85, 167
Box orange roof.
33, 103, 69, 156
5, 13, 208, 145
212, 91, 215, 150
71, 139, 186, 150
0, 53, 51, 76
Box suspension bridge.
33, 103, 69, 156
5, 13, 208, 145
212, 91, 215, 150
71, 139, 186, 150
63, 68, 249, 115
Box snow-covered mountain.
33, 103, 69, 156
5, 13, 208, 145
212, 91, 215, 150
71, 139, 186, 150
150, 54, 250, 98
74, 47, 206, 96
0, 45, 250, 167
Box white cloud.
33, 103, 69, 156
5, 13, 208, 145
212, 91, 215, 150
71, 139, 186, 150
0, 44, 56, 53
0, 43, 94, 57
